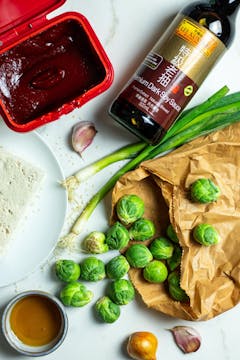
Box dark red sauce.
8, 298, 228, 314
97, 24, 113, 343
0, 19, 106, 124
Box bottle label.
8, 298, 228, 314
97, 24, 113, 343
119, 15, 226, 131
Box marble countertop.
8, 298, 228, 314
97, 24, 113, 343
1, 0, 240, 359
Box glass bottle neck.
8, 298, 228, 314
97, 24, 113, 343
213, 0, 240, 16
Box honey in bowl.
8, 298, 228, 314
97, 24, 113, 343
2, 291, 68, 355
9, 294, 63, 347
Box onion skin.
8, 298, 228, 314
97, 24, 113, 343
127, 331, 158, 360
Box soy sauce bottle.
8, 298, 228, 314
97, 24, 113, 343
109, 0, 240, 145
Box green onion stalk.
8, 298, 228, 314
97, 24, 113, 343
59, 86, 240, 248
61, 141, 147, 201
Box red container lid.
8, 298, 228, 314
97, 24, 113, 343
0, 0, 65, 35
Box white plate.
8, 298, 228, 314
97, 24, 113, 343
0, 122, 67, 287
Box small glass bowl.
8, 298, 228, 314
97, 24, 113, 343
2, 290, 68, 357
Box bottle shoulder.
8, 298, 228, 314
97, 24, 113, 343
181, 2, 232, 46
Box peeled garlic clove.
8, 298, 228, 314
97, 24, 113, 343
72, 121, 97, 156
170, 326, 201, 353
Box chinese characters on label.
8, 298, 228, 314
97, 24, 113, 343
171, 45, 192, 68
157, 64, 179, 88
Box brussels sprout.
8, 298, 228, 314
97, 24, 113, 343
106, 255, 130, 280
60, 281, 93, 307
143, 260, 168, 283
129, 218, 155, 241
190, 178, 220, 203
149, 237, 174, 260
108, 279, 135, 305
80, 256, 106, 281
95, 296, 120, 323
168, 271, 189, 302
116, 194, 145, 226
167, 244, 182, 271
193, 223, 220, 246
106, 222, 130, 250
55, 259, 81, 282
166, 224, 179, 243
125, 244, 153, 268
83, 231, 109, 254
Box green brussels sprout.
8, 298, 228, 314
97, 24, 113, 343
95, 296, 120, 323
193, 223, 220, 246
166, 224, 179, 243
83, 231, 109, 254
190, 178, 220, 203
167, 244, 182, 271
80, 256, 106, 281
143, 260, 168, 283
106, 255, 130, 279
168, 271, 189, 302
129, 218, 155, 241
60, 281, 93, 307
149, 237, 174, 260
55, 259, 81, 282
106, 222, 130, 250
108, 279, 135, 305
116, 194, 145, 226
125, 244, 153, 268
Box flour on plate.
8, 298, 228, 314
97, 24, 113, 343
0, 148, 45, 255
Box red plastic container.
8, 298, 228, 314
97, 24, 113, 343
0, 0, 114, 132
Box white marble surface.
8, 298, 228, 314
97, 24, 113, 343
1, 0, 240, 359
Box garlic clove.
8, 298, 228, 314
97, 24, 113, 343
72, 121, 97, 156
169, 326, 201, 353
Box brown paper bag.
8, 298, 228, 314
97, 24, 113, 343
111, 123, 240, 321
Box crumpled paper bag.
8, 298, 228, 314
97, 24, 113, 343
111, 123, 240, 321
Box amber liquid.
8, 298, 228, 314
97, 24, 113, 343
10, 295, 62, 346
109, 1, 239, 145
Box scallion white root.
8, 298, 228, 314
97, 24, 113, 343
61, 142, 146, 200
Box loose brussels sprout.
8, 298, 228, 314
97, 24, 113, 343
116, 194, 145, 226
193, 223, 220, 246
125, 244, 153, 268
190, 178, 220, 203
168, 271, 189, 302
149, 237, 174, 260
166, 224, 179, 243
108, 279, 135, 305
106, 255, 130, 280
143, 260, 168, 283
106, 222, 130, 250
55, 259, 81, 282
95, 296, 120, 323
167, 244, 182, 271
129, 218, 155, 241
60, 281, 93, 307
83, 231, 109, 254
80, 256, 106, 281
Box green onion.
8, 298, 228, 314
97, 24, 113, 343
59, 86, 240, 247
62, 142, 146, 201
161, 85, 229, 141
62, 86, 230, 201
